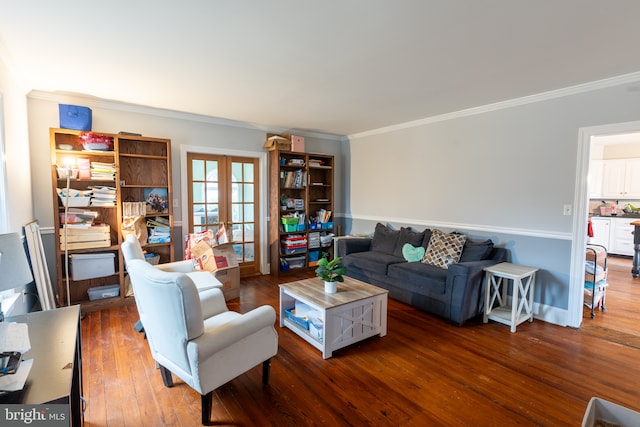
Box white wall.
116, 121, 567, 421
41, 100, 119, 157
0, 55, 33, 232
0, 53, 37, 314
346, 77, 640, 327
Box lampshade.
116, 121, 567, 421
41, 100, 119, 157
0, 232, 34, 293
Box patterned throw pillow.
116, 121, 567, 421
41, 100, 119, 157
422, 229, 467, 269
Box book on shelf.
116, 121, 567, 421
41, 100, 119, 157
281, 170, 307, 188
147, 217, 171, 244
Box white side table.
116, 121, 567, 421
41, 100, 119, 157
483, 262, 539, 332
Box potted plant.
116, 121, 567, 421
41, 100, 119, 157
315, 254, 346, 294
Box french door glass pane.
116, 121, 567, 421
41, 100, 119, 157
231, 204, 242, 222
243, 183, 254, 202
243, 243, 255, 261
244, 223, 254, 242
206, 160, 217, 181
244, 203, 254, 223
231, 183, 241, 203
244, 163, 254, 182
192, 182, 205, 203
192, 160, 205, 180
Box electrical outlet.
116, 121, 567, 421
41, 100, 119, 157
563, 204, 572, 216
173, 198, 178, 208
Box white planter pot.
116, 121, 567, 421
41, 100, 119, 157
324, 281, 337, 294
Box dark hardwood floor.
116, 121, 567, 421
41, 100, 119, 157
81, 262, 640, 426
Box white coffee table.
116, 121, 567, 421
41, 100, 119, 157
279, 276, 388, 358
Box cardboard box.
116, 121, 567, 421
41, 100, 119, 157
291, 135, 305, 152
190, 241, 238, 273
582, 397, 640, 427
264, 135, 291, 151
215, 267, 240, 301
70, 252, 115, 280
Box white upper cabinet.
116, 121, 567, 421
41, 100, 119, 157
601, 158, 640, 199
588, 160, 603, 199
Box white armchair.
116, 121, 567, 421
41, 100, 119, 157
121, 234, 222, 293
125, 258, 278, 425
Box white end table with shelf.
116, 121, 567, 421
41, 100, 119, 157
483, 262, 539, 332
279, 276, 388, 359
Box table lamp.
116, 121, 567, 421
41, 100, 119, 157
0, 232, 34, 322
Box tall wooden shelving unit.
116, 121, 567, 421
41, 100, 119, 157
269, 147, 334, 277
50, 128, 174, 312
118, 134, 174, 264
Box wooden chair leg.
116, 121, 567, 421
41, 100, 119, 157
262, 358, 271, 385
159, 365, 173, 387
201, 391, 213, 425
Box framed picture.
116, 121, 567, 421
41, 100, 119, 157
144, 188, 169, 213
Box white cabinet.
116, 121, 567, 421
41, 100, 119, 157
589, 160, 604, 199
589, 217, 611, 249
601, 159, 640, 198
609, 217, 635, 256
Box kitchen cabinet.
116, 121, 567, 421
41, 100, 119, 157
609, 217, 635, 256
588, 160, 603, 198
601, 158, 640, 198
589, 217, 611, 249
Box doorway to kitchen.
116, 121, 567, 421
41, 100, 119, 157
570, 120, 640, 330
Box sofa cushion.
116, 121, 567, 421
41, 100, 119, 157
420, 229, 434, 249
422, 229, 467, 269
402, 243, 425, 262
371, 222, 400, 255
393, 227, 427, 258
387, 262, 448, 296
343, 251, 405, 275
460, 239, 494, 262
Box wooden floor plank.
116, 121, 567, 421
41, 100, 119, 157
80, 259, 640, 426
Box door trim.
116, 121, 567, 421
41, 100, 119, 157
570, 120, 640, 328
180, 144, 269, 275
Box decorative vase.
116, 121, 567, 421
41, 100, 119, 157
324, 281, 337, 294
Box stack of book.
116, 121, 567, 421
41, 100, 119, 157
90, 186, 117, 207
147, 217, 171, 244
90, 162, 116, 180
59, 224, 111, 250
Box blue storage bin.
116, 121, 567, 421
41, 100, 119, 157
59, 104, 92, 131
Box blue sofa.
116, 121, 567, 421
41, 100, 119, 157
337, 223, 507, 325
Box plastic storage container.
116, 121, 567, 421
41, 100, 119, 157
59, 104, 92, 131
88, 284, 120, 301
71, 252, 116, 280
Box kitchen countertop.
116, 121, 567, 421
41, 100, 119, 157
590, 214, 640, 219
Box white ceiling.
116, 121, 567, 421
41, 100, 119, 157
2, 1, 640, 137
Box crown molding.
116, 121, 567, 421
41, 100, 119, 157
27, 90, 345, 142
349, 71, 640, 140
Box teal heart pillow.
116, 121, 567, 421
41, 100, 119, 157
402, 243, 425, 262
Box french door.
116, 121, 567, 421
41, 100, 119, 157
187, 153, 260, 276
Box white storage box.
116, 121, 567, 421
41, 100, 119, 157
582, 397, 640, 427
88, 284, 120, 301
71, 252, 116, 280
